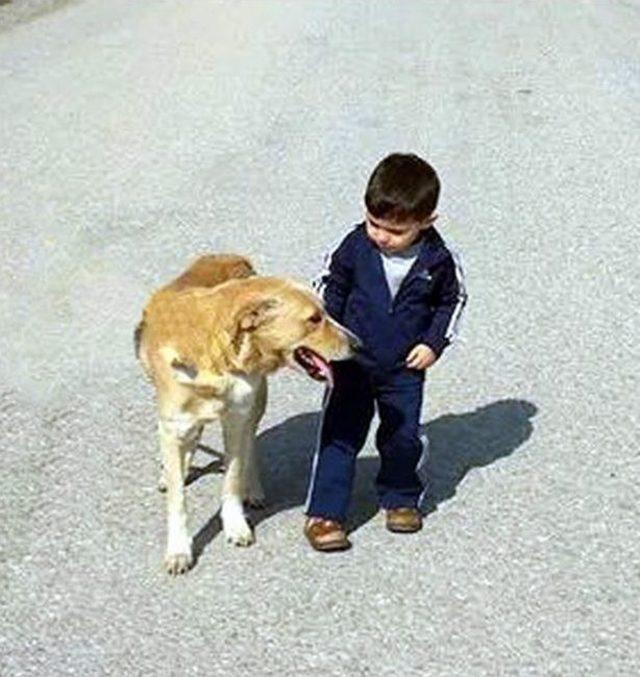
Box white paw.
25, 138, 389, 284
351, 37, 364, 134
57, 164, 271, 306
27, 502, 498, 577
164, 549, 193, 575
222, 496, 255, 546
224, 517, 254, 546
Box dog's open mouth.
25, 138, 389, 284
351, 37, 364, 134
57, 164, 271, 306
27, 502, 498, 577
294, 347, 334, 387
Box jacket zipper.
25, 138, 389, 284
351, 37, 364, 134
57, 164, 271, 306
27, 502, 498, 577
389, 269, 432, 314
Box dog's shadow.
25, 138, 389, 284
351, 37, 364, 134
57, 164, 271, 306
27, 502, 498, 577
192, 398, 537, 560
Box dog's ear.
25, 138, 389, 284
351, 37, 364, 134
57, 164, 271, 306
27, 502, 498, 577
237, 298, 280, 332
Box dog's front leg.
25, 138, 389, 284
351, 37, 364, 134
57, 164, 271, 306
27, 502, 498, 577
221, 411, 254, 546
157, 424, 203, 493
159, 419, 198, 574
182, 425, 203, 479
244, 376, 267, 508
244, 434, 265, 509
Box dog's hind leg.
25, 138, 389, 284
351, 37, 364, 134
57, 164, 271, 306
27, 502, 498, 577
159, 417, 200, 574
220, 411, 255, 546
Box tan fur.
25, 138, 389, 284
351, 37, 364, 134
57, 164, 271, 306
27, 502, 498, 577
163, 253, 255, 291
136, 254, 353, 574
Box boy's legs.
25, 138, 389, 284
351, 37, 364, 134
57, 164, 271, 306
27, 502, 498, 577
305, 360, 375, 523
374, 372, 426, 510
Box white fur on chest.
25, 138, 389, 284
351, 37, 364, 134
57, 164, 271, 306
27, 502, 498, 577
225, 373, 262, 414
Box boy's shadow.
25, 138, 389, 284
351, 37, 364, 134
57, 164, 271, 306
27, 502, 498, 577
192, 398, 537, 558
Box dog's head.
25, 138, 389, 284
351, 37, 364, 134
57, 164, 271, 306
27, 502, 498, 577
230, 278, 359, 386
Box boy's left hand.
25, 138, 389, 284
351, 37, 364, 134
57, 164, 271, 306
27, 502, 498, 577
406, 343, 438, 370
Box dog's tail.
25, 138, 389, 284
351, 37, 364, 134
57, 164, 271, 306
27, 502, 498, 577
134, 320, 145, 359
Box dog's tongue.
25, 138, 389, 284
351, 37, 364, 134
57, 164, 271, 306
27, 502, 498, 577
310, 353, 334, 388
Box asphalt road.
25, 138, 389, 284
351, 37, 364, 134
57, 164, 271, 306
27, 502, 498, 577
1, 1, 638, 675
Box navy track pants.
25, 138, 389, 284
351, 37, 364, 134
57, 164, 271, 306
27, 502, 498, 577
305, 360, 427, 521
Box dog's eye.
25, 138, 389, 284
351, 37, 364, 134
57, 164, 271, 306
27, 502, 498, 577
308, 312, 323, 325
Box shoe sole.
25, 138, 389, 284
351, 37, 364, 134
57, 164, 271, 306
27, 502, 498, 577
304, 532, 352, 552
386, 524, 422, 533
306, 536, 352, 552
313, 541, 352, 552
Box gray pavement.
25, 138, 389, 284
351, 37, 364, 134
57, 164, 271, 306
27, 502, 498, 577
0, 0, 76, 33
0, 1, 639, 675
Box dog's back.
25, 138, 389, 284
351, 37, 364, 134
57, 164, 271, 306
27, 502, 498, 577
134, 254, 256, 361
163, 254, 255, 292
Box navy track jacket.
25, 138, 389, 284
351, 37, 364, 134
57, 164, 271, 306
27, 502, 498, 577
314, 223, 467, 371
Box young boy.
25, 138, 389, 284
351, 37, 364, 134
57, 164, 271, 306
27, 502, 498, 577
304, 153, 467, 551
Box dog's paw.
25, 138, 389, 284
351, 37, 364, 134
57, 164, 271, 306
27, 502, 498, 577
221, 496, 255, 546
224, 520, 255, 547
164, 550, 193, 576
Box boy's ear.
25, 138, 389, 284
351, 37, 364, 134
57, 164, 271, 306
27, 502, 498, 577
423, 212, 438, 227
237, 298, 280, 332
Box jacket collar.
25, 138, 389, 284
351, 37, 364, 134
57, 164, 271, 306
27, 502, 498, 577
358, 222, 449, 271
356, 223, 449, 307
414, 227, 451, 271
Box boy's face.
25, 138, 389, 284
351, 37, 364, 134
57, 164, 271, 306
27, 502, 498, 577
365, 211, 437, 254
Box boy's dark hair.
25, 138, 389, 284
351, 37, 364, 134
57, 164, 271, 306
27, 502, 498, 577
364, 153, 440, 222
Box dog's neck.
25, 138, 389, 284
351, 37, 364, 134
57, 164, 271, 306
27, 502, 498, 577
225, 328, 283, 376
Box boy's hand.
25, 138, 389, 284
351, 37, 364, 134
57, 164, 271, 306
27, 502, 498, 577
406, 344, 438, 370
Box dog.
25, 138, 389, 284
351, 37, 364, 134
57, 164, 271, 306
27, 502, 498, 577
136, 254, 356, 574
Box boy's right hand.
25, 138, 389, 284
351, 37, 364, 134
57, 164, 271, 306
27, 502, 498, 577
405, 344, 437, 370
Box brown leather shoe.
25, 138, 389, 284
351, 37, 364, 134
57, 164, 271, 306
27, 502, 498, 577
304, 517, 351, 552
385, 507, 423, 533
